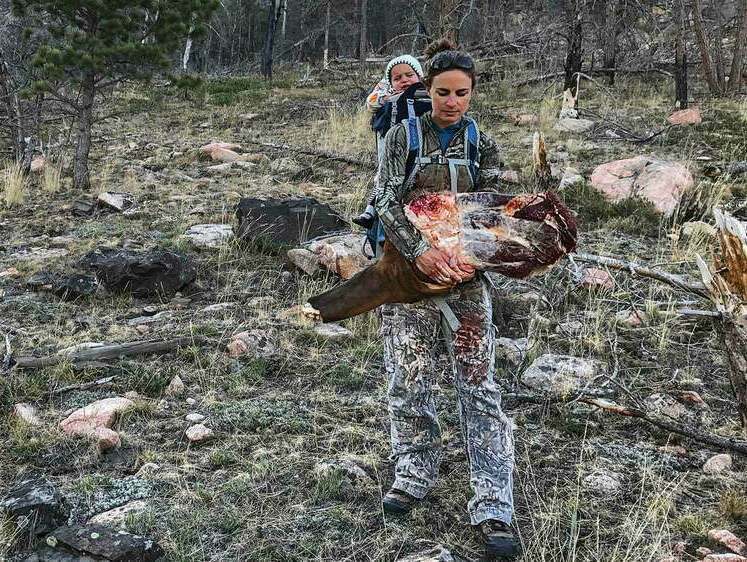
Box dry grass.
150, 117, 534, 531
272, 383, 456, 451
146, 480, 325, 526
321, 106, 373, 155
2, 160, 28, 207
41, 161, 63, 193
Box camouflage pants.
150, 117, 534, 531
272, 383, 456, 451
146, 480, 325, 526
381, 276, 514, 525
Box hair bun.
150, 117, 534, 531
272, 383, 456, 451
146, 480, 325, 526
423, 37, 459, 59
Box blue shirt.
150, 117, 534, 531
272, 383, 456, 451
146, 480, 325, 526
432, 119, 463, 153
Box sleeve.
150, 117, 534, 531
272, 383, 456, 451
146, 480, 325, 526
365, 79, 393, 113
475, 132, 503, 192
374, 125, 430, 261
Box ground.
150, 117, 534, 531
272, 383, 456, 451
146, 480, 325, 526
0, 69, 746, 561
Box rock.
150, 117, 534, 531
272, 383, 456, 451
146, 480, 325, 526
227, 330, 277, 359
679, 390, 707, 408
97, 192, 135, 212
554, 117, 595, 133
136, 463, 160, 477
59, 397, 135, 452
499, 169, 521, 184
315, 459, 372, 484
668, 107, 702, 125
559, 107, 579, 119
27, 272, 99, 300
287, 248, 321, 275
559, 167, 584, 189
522, 354, 606, 398
590, 156, 694, 216
206, 162, 233, 174
708, 530, 745, 555
186, 423, 213, 443
201, 302, 236, 313
200, 141, 242, 160
236, 197, 348, 248
185, 413, 205, 423
580, 267, 614, 290
397, 546, 455, 562
313, 323, 353, 340
556, 319, 583, 335
165, 375, 185, 397
46, 524, 163, 561
615, 309, 646, 327
12, 403, 42, 426
183, 224, 234, 249
270, 157, 304, 175
644, 393, 687, 420
0, 266, 20, 279
510, 113, 539, 127
698, 547, 714, 557
185, 398, 197, 406
239, 153, 272, 167
658, 445, 687, 456
583, 470, 623, 494
238, 113, 259, 121
703, 454, 733, 474
127, 311, 171, 326
726, 161, 747, 176
703, 555, 747, 562
308, 233, 368, 279
495, 337, 529, 365
12, 247, 69, 262
87, 500, 148, 528
71, 200, 95, 216
233, 161, 256, 171
30, 156, 47, 173
1, 476, 67, 537
81, 248, 196, 298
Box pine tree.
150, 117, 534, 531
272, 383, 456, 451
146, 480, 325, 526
13, 0, 218, 189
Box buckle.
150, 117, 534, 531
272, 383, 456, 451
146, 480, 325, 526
429, 155, 447, 165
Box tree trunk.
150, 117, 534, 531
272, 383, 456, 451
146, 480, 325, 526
182, 24, 194, 71
600, 0, 619, 86
323, 1, 331, 69
280, 0, 288, 41
359, 0, 368, 62
691, 0, 723, 95
73, 71, 96, 191
0, 51, 22, 161
564, 2, 583, 96
696, 210, 747, 432
439, 0, 461, 42
261, 0, 279, 79
674, 0, 688, 108
728, 0, 747, 93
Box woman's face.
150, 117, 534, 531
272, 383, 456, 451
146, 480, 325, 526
428, 70, 473, 127
390, 63, 420, 92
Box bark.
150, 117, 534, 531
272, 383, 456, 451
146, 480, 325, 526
564, 2, 583, 96
674, 0, 688, 108
691, 0, 723, 95
182, 27, 194, 71
323, 1, 331, 69
261, 0, 280, 79
728, 0, 747, 93
0, 49, 23, 161
696, 210, 747, 431
73, 71, 96, 190
280, 0, 288, 41
359, 0, 368, 62
439, 0, 461, 42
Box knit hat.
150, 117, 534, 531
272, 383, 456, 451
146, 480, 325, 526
385, 55, 424, 82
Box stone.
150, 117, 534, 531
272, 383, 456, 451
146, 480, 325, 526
206, 162, 233, 174
554, 117, 595, 133
227, 330, 277, 358
726, 161, 747, 176
313, 323, 353, 340
580, 267, 614, 290
315, 459, 372, 485
287, 248, 321, 275
698, 547, 714, 557
233, 160, 256, 171
583, 470, 623, 494
27, 272, 99, 300
397, 546, 455, 562
165, 375, 185, 397
679, 390, 707, 408
658, 445, 687, 456
703, 555, 747, 562
668, 106, 702, 126
308, 233, 368, 279
590, 156, 694, 216
12, 403, 42, 427
495, 337, 529, 365
615, 309, 646, 327
510, 113, 539, 127
186, 423, 213, 443
521, 354, 606, 398
87, 500, 148, 528
559, 167, 584, 189
185, 398, 197, 406
708, 530, 745, 555
238, 113, 259, 121
136, 463, 160, 477
81, 248, 196, 298
703, 454, 733, 474
1, 476, 67, 537
185, 413, 205, 423
183, 223, 234, 249
46, 524, 163, 561
499, 169, 521, 184
201, 302, 236, 313
644, 393, 687, 420
239, 153, 272, 167
97, 192, 135, 212
270, 157, 304, 175
30, 156, 47, 173
236, 197, 349, 248
559, 106, 578, 119
59, 397, 135, 452
200, 142, 242, 161
0, 266, 20, 279
12, 247, 69, 262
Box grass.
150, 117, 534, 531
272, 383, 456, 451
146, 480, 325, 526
41, 161, 62, 193
2, 160, 28, 207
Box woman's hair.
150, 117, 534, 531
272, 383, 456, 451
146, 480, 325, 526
422, 38, 477, 88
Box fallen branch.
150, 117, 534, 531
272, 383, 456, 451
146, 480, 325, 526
573, 252, 709, 298
245, 139, 376, 170
49, 375, 116, 395
13, 337, 214, 370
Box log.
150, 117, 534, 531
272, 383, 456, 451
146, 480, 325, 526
13, 337, 213, 370
245, 139, 376, 169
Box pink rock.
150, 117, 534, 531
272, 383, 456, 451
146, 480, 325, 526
0, 267, 21, 279
703, 454, 733, 474
668, 107, 702, 126
513, 113, 539, 127
581, 267, 614, 290
590, 156, 694, 216
708, 529, 746, 555
12, 403, 42, 426
200, 142, 242, 162
185, 423, 213, 442
698, 547, 714, 557
703, 555, 747, 562
59, 397, 134, 451
658, 444, 687, 456
227, 330, 276, 359
29, 156, 47, 173
616, 309, 646, 327
679, 390, 707, 407
499, 170, 521, 184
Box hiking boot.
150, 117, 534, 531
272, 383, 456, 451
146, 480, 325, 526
352, 211, 375, 229
478, 519, 520, 559
382, 488, 420, 515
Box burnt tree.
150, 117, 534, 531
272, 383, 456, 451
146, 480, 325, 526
674, 0, 688, 108
564, 0, 584, 96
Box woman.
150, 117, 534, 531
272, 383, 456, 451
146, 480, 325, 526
375, 39, 520, 558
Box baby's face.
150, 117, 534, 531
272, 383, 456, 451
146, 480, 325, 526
390, 63, 420, 92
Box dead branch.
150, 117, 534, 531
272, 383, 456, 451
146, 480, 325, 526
573, 252, 709, 298
245, 139, 376, 170
49, 375, 116, 396
13, 336, 215, 370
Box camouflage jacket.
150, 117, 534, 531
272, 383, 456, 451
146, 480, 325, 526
375, 112, 503, 261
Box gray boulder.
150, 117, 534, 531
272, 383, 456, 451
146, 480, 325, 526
1, 475, 67, 538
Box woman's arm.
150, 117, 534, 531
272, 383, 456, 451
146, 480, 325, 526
475, 132, 503, 192
374, 125, 430, 261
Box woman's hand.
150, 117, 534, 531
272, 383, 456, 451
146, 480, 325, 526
415, 248, 475, 285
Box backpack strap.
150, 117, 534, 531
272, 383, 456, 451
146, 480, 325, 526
403, 99, 423, 186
